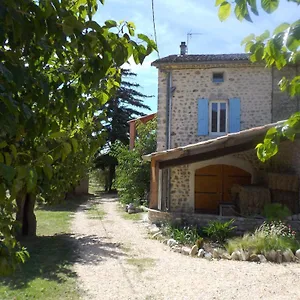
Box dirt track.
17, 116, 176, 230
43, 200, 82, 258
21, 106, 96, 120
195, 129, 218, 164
72, 195, 300, 300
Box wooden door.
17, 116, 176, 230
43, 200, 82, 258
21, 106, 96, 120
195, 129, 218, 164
195, 164, 251, 214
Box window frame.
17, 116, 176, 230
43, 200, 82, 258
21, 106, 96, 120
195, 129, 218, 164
209, 100, 228, 135
212, 72, 224, 83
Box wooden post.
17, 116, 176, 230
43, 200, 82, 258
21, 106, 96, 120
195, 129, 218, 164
149, 158, 159, 209
129, 121, 136, 150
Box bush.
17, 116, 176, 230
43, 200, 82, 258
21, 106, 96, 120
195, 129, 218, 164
203, 219, 236, 243
226, 221, 299, 254
111, 119, 156, 205
164, 224, 202, 245
263, 203, 291, 221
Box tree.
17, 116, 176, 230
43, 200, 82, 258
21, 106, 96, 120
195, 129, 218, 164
94, 69, 151, 191
112, 118, 157, 205
0, 0, 156, 275
215, 0, 300, 161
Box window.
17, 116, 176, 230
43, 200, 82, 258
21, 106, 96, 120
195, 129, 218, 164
212, 72, 224, 83
209, 101, 227, 134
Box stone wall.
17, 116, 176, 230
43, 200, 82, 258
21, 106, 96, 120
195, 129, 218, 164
272, 66, 299, 122
157, 65, 273, 150
156, 64, 299, 151
148, 209, 300, 234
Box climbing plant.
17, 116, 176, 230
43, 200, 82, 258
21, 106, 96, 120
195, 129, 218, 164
0, 0, 156, 275
215, 0, 300, 161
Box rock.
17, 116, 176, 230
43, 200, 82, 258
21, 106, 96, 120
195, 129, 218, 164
182, 246, 191, 256
204, 252, 212, 260
152, 231, 162, 239
266, 250, 276, 262
231, 251, 241, 261
162, 239, 168, 245
258, 254, 267, 263
167, 239, 178, 247
198, 248, 205, 258
292, 214, 298, 221
212, 248, 224, 259
240, 250, 250, 261
282, 249, 294, 263
221, 252, 231, 260
249, 254, 260, 262
190, 245, 198, 256
172, 246, 182, 253
127, 203, 135, 214
295, 249, 300, 259
287, 216, 292, 221
149, 226, 160, 234
276, 250, 282, 264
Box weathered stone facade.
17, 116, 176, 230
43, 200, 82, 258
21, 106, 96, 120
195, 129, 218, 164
153, 59, 299, 215
156, 64, 298, 151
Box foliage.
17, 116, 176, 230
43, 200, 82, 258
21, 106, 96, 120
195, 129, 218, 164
203, 219, 236, 243
263, 203, 292, 221
215, 0, 300, 162
112, 118, 157, 205
93, 70, 152, 191
226, 221, 299, 254
164, 224, 202, 245
0, 0, 155, 274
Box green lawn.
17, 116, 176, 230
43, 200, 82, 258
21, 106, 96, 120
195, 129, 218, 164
0, 195, 88, 300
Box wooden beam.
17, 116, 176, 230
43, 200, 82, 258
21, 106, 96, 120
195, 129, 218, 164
149, 158, 159, 209
159, 139, 260, 169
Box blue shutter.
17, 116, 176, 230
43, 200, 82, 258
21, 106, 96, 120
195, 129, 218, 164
229, 98, 241, 133
197, 98, 209, 135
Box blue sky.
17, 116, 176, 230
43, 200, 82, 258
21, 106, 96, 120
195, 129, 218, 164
95, 0, 300, 114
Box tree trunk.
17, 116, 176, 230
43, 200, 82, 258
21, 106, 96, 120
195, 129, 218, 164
108, 164, 116, 192
16, 192, 37, 237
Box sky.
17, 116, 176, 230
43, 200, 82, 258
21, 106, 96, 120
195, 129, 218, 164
94, 0, 300, 114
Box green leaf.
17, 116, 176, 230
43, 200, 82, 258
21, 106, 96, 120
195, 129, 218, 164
105, 20, 117, 28
256, 30, 270, 42
0, 153, 3, 163
49, 131, 66, 139
71, 138, 78, 153
43, 165, 53, 180
0, 141, 8, 149
0, 164, 16, 183
0, 183, 5, 202
286, 21, 300, 51
241, 33, 255, 45
215, 0, 226, 5
62, 142, 72, 161
261, 0, 279, 13
273, 23, 290, 35
4, 153, 12, 166
26, 168, 38, 193
218, 2, 231, 21
9, 145, 17, 159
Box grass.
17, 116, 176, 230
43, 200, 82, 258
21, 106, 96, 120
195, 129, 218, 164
0, 195, 89, 300
226, 232, 300, 254
86, 202, 106, 220
125, 257, 156, 272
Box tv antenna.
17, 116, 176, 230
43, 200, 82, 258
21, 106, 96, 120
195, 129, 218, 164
187, 31, 203, 54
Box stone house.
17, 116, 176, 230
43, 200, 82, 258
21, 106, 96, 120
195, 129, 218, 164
145, 42, 300, 231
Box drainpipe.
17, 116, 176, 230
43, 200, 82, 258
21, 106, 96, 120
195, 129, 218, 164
165, 71, 173, 211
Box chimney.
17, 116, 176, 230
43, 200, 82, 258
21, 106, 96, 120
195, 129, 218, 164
180, 41, 187, 55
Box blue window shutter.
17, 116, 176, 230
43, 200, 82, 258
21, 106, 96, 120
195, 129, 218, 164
229, 98, 241, 133
197, 98, 209, 135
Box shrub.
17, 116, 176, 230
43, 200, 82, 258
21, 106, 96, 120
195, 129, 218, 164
203, 219, 236, 243
164, 224, 202, 245
226, 221, 299, 254
263, 203, 291, 221
111, 119, 156, 205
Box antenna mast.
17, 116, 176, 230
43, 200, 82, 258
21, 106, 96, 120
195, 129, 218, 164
186, 32, 202, 54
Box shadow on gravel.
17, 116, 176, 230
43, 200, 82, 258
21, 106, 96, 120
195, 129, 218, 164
0, 233, 127, 290
75, 234, 128, 264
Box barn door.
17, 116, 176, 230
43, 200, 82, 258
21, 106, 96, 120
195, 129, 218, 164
195, 164, 251, 214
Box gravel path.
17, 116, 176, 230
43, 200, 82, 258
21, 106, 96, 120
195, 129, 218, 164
72, 195, 300, 300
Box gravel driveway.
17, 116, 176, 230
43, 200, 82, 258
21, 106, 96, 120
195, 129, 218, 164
72, 195, 300, 300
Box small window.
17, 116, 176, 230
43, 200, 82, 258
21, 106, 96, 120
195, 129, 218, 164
212, 72, 224, 83
209, 101, 227, 134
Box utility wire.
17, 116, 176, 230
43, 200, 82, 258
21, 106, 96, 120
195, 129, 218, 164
151, 0, 160, 58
